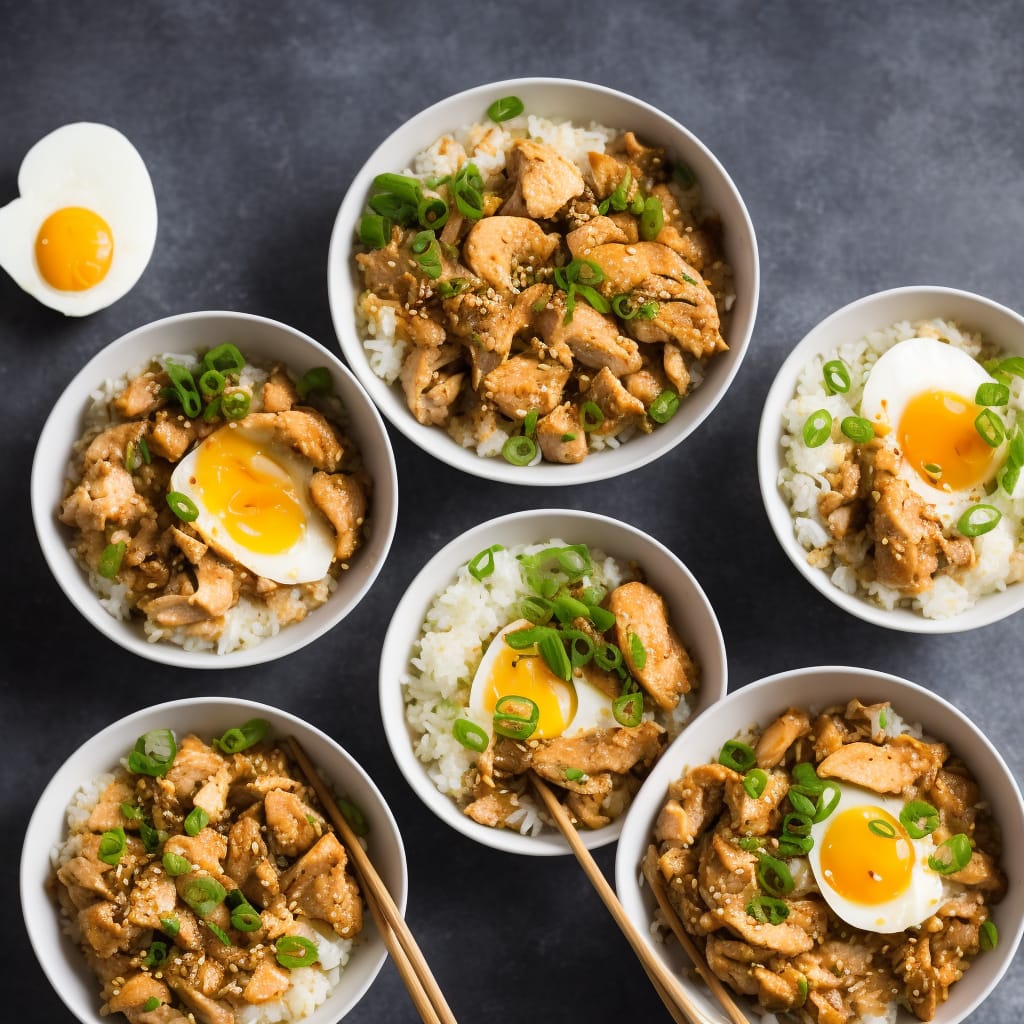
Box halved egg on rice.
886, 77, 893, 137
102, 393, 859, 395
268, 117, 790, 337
0, 123, 157, 316
468, 619, 616, 739
169, 423, 336, 584
807, 781, 943, 932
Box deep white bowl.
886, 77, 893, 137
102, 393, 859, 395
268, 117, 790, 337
614, 666, 1024, 1024
378, 508, 727, 855
328, 76, 759, 486
31, 310, 398, 667
21, 696, 407, 1024
758, 286, 1024, 633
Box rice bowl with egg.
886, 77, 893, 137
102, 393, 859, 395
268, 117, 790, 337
777, 317, 1024, 619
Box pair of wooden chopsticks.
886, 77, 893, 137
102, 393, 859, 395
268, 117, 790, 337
286, 737, 458, 1024
530, 773, 748, 1024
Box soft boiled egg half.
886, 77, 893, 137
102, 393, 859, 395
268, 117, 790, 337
807, 781, 943, 932
860, 337, 1001, 516
170, 422, 336, 585
0, 123, 157, 316
468, 619, 617, 740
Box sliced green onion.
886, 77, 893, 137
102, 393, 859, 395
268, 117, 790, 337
184, 807, 209, 837
338, 797, 369, 837
743, 769, 768, 800
575, 283, 610, 314
580, 401, 604, 432
276, 935, 319, 969
922, 462, 942, 480
417, 195, 449, 230
203, 397, 222, 423
994, 356, 1024, 378
561, 629, 594, 667
138, 437, 151, 464
746, 895, 790, 925
673, 163, 696, 188
98, 541, 127, 580
436, 277, 469, 299
718, 740, 757, 773
166, 491, 200, 523
359, 213, 392, 249
213, 718, 269, 754
372, 172, 422, 203
813, 783, 841, 823
681, 273, 699, 286
557, 545, 592, 579
637, 300, 660, 320
980, 919, 999, 951
296, 367, 332, 399
797, 976, 809, 1003
782, 812, 813, 838
160, 915, 180, 937
822, 359, 851, 395
612, 691, 644, 727
203, 344, 246, 376
143, 998, 162, 1012
206, 921, 231, 945
493, 695, 540, 740
523, 409, 538, 438
897, 800, 940, 839
975, 408, 1005, 447
841, 416, 875, 443
199, 369, 225, 398
868, 818, 898, 838
627, 632, 647, 670
803, 409, 833, 448
486, 95, 524, 122
791, 763, 824, 793
976, 382, 1010, 406
601, 170, 632, 214
588, 605, 616, 632
164, 361, 202, 418
97, 828, 126, 865
777, 834, 814, 857
594, 643, 623, 671
502, 434, 537, 466
789, 789, 816, 817
128, 729, 178, 777
221, 390, 251, 421
1001, 462, 1021, 496
553, 595, 589, 623
162, 852, 191, 877
563, 767, 587, 782
424, 174, 450, 189
143, 941, 168, 968
182, 876, 227, 918
756, 852, 795, 897
738, 836, 763, 852
140, 821, 165, 853
519, 596, 553, 624
453, 718, 489, 753
538, 630, 572, 682
649, 390, 680, 424
639, 196, 664, 241
612, 294, 639, 319
928, 833, 973, 875
957, 503, 1002, 538
452, 162, 485, 221
120, 803, 143, 822
124, 441, 138, 472
505, 625, 550, 650
468, 544, 503, 582
368, 192, 416, 223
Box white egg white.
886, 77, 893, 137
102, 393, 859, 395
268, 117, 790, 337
169, 424, 336, 585
0, 123, 157, 316
807, 781, 943, 933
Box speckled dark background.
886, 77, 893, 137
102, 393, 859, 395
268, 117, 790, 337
2, 2, 1022, 1022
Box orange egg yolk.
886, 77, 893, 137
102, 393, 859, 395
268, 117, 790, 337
193, 430, 305, 555
819, 806, 914, 905
898, 389, 995, 492
34, 206, 114, 291
483, 642, 576, 739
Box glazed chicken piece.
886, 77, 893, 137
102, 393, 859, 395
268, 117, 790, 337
238, 408, 344, 472
148, 409, 196, 462
583, 366, 648, 434
264, 788, 323, 858
225, 816, 280, 908
261, 364, 299, 412
462, 215, 559, 293
309, 472, 367, 560
481, 355, 570, 420
535, 402, 587, 464
501, 138, 585, 220
279, 831, 363, 937
564, 214, 629, 257
164, 735, 227, 801
400, 343, 465, 426
754, 708, 811, 768
531, 721, 664, 780
817, 734, 948, 794
112, 370, 168, 419
534, 294, 643, 376
655, 761, 733, 846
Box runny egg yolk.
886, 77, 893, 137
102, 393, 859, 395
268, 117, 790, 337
481, 644, 577, 739
193, 429, 305, 555
897, 389, 995, 492
34, 207, 114, 291
818, 806, 914, 905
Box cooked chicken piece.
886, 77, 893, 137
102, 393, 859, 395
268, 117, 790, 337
750, 965, 809, 1014
647, 844, 707, 936
564, 214, 629, 257
650, 184, 717, 271
482, 355, 570, 420
190, 555, 236, 617
165, 735, 227, 802
167, 979, 235, 1024
113, 370, 168, 419
191, 763, 232, 824
587, 151, 637, 201
400, 312, 447, 348
623, 362, 670, 406
309, 472, 367, 560
724, 768, 789, 835
755, 708, 811, 768
501, 138, 585, 219
583, 365, 648, 434
462, 216, 559, 293
400, 343, 464, 426
171, 527, 208, 566
534, 294, 642, 376
817, 735, 948, 794
60, 459, 147, 532
534, 402, 587, 464
57, 834, 117, 908
147, 409, 196, 462
106, 974, 174, 1017
662, 342, 691, 394
354, 229, 417, 301
279, 832, 362, 937
628, 278, 727, 358
566, 790, 611, 829
165, 830, 228, 877
79, 900, 147, 958
704, 933, 762, 996
138, 593, 211, 627
86, 777, 135, 832
264, 789, 323, 858
609, 581, 695, 710
926, 768, 979, 837
655, 762, 734, 846
464, 789, 524, 829
238, 408, 344, 472
819, 456, 862, 517
607, 211, 639, 243
532, 721, 663, 778
84, 421, 150, 468
948, 850, 1007, 897
225, 816, 280, 908
611, 131, 665, 176
127, 861, 179, 929
811, 712, 852, 760
261, 365, 299, 412
242, 960, 291, 1003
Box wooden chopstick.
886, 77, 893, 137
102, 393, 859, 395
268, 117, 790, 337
530, 773, 720, 1024
641, 849, 750, 1024
285, 736, 458, 1024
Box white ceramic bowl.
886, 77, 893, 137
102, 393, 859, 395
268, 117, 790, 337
614, 666, 1024, 1024
328, 76, 759, 486
21, 696, 407, 1024
378, 508, 727, 855
31, 310, 398, 667
758, 286, 1024, 633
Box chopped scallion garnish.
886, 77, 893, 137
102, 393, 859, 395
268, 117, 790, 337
98, 541, 127, 580
802, 409, 832, 447
718, 740, 756, 773
453, 718, 489, 753
276, 935, 319, 970
493, 694, 540, 740
486, 95, 524, 122
957, 503, 1001, 538
649, 390, 680, 424
97, 828, 126, 865
840, 416, 875, 443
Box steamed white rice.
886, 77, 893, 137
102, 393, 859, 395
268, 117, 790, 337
403, 539, 695, 836
778, 318, 1024, 618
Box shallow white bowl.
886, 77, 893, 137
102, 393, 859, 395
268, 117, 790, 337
614, 666, 1024, 1024
21, 696, 407, 1024
378, 507, 727, 855
328, 76, 759, 486
31, 310, 398, 667
758, 286, 1024, 633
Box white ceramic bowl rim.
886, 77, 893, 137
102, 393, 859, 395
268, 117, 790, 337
757, 285, 1024, 634
378, 506, 727, 856
21, 695, 407, 1024
31, 309, 399, 668
328, 75, 760, 486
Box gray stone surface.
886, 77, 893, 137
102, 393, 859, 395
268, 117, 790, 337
2, 1, 1021, 1021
